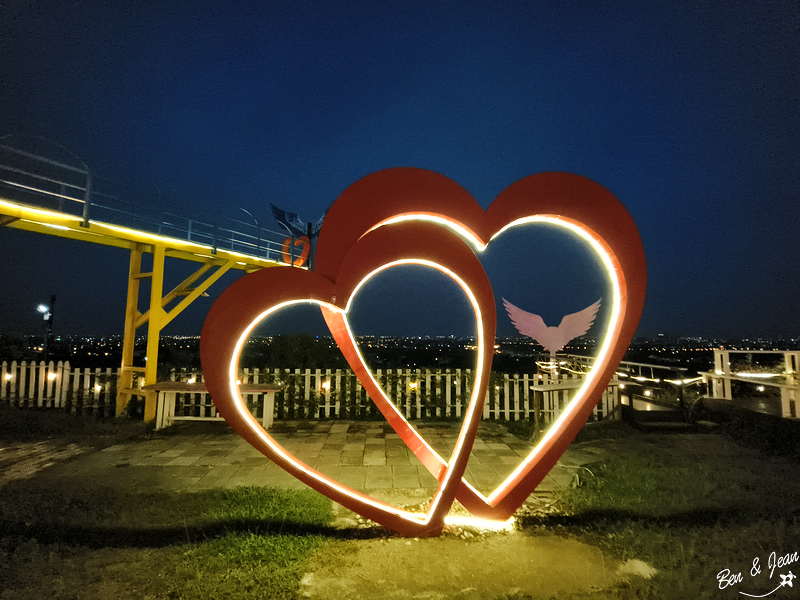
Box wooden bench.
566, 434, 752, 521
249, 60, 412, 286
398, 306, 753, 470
142, 382, 284, 430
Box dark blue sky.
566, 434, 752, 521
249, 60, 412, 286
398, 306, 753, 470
1, 1, 798, 339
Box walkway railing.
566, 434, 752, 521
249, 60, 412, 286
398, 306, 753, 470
0, 141, 289, 262
702, 349, 799, 418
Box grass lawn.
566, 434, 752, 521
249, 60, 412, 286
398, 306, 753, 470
0, 485, 335, 599
535, 423, 800, 599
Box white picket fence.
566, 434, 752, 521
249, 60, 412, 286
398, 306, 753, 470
0, 361, 620, 427
0, 360, 117, 416
161, 366, 620, 428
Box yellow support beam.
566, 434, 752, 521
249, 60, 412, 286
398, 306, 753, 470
117, 244, 146, 416
160, 259, 236, 330
0, 195, 288, 424
142, 244, 167, 423
119, 247, 253, 423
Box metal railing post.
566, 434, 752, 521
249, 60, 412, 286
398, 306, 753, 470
81, 170, 92, 227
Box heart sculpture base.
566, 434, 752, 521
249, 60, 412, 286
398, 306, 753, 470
200, 169, 646, 536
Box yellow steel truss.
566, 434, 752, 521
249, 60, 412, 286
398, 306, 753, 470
0, 196, 283, 423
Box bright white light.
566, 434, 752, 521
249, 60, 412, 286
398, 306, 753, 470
37, 304, 49, 313
47, 372, 57, 381
444, 515, 515, 531
371, 215, 484, 250
94, 384, 103, 392
321, 381, 331, 390
3, 373, 12, 381
664, 377, 703, 386
644, 390, 651, 397
738, 373, 779, 379
187, 377, 197, 384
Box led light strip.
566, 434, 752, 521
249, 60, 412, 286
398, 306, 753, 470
350, 211, 625, 514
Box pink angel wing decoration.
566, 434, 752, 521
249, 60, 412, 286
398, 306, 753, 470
503, 298, 601, 356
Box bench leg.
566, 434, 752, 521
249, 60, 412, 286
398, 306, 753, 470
262, 392, 275, 430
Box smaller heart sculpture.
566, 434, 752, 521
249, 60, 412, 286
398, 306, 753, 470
314, 169, 647, 519
201, 222, 496, 537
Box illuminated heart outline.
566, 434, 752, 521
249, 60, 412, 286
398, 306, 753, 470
200, 221, 497, 537
314, 169, 647, 520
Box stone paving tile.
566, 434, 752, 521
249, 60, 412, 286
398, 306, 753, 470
364, 466, 392, 488
239, 456, 269, 467
157, 449, 187, 458
392, 465, 422, 488
336, 466, 366, 489
385, 454, 411, 466
362, 453, 386, 466
166, 455, 200, 466
486, 442, 509, 450
313, 454, 339, 467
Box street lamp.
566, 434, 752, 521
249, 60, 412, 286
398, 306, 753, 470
37, 295, 55, 362
237, 207, 264, 258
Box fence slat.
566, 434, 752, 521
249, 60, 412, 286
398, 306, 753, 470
0, 361, 8, 401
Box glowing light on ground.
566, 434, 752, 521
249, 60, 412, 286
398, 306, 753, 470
444, 515, 516, 531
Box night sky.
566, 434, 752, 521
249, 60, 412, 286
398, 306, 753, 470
0, 1, 798, 340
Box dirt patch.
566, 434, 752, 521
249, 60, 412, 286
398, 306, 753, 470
300, 532, 633, 599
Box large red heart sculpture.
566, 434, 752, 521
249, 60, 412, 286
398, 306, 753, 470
201, 221, 496, 537
201, 168, 646, 535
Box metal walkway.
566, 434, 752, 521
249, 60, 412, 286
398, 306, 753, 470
0, 137, 298, 423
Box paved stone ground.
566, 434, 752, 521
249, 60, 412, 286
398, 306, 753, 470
17, 420, 612, 507
0, 440, 87, 489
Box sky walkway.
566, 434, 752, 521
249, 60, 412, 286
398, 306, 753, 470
0, 138, 291, 265
0, 137, 297, 423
